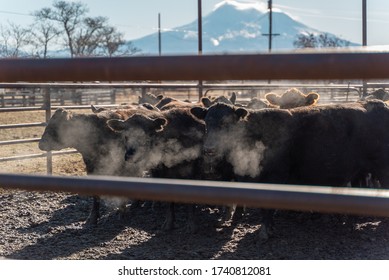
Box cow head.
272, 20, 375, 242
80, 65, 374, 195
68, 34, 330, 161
246, 97, 271, 109
201, 92, 237, 108
39, 108, 73, 151
107, 114, 167, 164
191, 103, 248, 168
265, 88, 320, 109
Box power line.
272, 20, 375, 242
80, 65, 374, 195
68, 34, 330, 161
0, 10, 32, 17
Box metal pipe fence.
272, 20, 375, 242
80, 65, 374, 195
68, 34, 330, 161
0, 81, 363, 171
1, 48, 389, 216
1, 173, 389, 217
0, 47, 389, 82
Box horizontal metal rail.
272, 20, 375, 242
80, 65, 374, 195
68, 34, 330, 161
0, 150, 77, 162
0, 104, 123, 112
0, 82, 363, 89
0, 138, 40, 146
1, 173, 389, 217
0, 122, 46, 129
0, 106, 46, 112
1, 47, 389, 82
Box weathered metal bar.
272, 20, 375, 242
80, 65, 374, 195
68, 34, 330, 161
0, 82, 366, 89
0, 150, 77, 163
43, 88, 52, 175
0, 122, 46, 129
0, 106, 44, 112
1, 47, 389, 82
0, 138, 40, 145
1, 173, 389, 217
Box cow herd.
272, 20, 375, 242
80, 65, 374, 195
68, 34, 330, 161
39, 88, 389, 241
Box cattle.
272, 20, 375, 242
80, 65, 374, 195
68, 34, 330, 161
107, 108, 205, 232
138, 92, 162, 105
39, 105, 160, 225
154, 92, 237, 111
265, 88, 320, 109
155, 96, 194, 110
190, 100, 389, 240
246, 97, 272, 110
363, 88, 389, 101
201, 92, 237, 108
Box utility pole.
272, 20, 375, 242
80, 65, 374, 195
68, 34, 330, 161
158, 13, 162, 56
268, 0, 273, 51
198, 0, 203, 55
262, 0, 280, 52
362, 0, 367, 97
198, 0, 203, 100
362, 0, 367, 46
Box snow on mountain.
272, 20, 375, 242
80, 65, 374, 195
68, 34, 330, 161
132, 0, 358, 55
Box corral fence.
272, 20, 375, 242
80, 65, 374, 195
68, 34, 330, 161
0, 81, 365, 173
2, 47, 389, 217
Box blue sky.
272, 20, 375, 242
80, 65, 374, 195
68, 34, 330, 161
0, 0, 388, 46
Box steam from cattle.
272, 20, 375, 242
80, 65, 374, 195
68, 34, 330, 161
107, 110, 204, 178
227, 140, 266, 178
118, 127, 202, 177
203, 123, 266, 178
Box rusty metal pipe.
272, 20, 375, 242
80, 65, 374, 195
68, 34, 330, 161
1, 173, 389, 217
1, 47, 389, 82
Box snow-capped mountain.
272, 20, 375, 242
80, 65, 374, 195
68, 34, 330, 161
132, 0, 358, 54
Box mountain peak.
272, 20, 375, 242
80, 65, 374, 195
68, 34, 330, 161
132, 1, 358, 54
213, 0, 268, 13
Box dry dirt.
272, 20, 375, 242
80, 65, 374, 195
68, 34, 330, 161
1, 107, 389, 260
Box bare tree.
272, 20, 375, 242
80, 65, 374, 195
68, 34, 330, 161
0, 22, 31, 57
33, 1, 141, 57
29, 19, 60, 58
73, 16, 108, 56
99, 27, 141, 57
34, 1, 88, 57
294, 32, 350, 49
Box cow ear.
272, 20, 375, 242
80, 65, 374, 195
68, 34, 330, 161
230, 92, 237, 104
265, 93, 281, 106
190, 106, 207, 120
54, 108, 72, 120
235, 107, 248, 119
153, 117, 167, 130
201, 97, 213, 108
107, 119, 126, 131
305, 92, 320, 105
142, 103, 159, 111
91, 104, 105, 113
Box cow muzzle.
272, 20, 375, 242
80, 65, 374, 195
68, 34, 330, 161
204, 146, 217, 157
124, 147, 136, 161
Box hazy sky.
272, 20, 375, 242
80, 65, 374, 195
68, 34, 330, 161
0, 0, 388, 45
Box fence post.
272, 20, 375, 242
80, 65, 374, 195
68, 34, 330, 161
141, 87, 146, 100
110, 89, 116, 104
198, 81, 203, 101
43, 88, 52, 175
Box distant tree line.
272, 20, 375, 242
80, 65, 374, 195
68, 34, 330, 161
294, 32, 350, 49
0, 0, 141, 58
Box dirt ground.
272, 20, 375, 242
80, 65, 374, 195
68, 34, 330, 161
1, 100, 389, 260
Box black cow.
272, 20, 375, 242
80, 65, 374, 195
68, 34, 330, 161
363, 88, 389, 102
154, 92, 237, 111
39, 105, 160, 225
107, 108, 205, 232
191, 100, 389, 240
